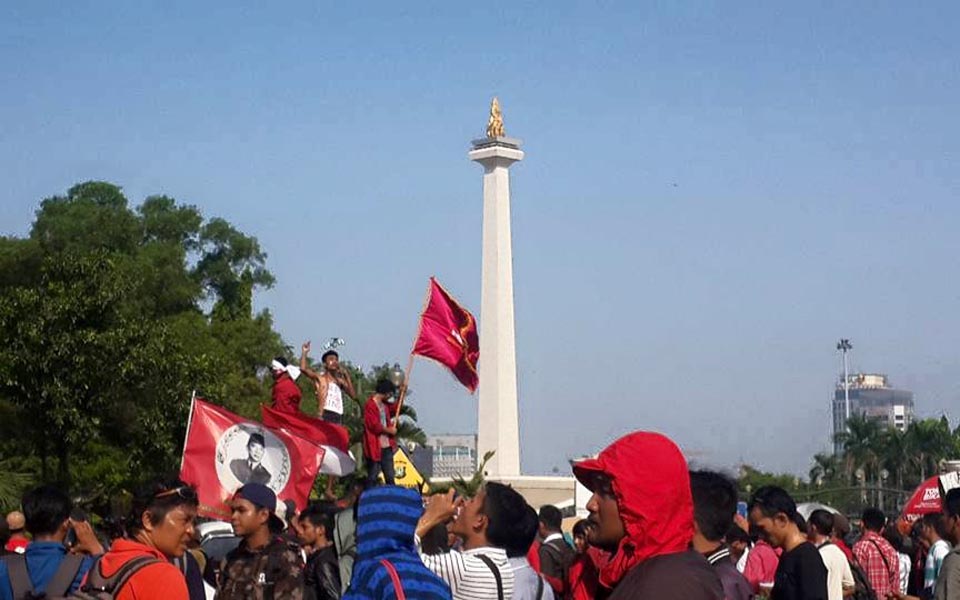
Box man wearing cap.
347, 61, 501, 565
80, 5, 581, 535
219, 483, 304, 600
3, 513, 27, 555
271, 357, 303, 415
363, 379, 399, 487
230, 432, 273, 486
571, 431, 723, 599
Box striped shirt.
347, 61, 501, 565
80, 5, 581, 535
418, 545, 515, 600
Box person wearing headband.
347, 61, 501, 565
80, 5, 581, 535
270, 357, 303, 415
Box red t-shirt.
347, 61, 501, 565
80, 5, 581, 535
92, 539, 188, 600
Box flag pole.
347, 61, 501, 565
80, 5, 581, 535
392, 353, 416, 426
393, 278, 434, 426
180, 390, 197, 472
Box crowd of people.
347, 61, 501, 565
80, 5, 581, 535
1, 351, 960, 599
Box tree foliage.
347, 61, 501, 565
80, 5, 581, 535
0, 182, 284, 507
738, 415, 960, 515
0, 182, 428, 513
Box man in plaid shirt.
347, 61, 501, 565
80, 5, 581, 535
852, 508, 899, 597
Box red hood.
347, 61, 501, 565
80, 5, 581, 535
573, 431, 694, 589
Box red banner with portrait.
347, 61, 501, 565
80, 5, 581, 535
179, 398, 324, 519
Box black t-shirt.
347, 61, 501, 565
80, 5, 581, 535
771, 542, 828, 600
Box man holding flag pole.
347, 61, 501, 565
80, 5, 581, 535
359, 276, 479, 488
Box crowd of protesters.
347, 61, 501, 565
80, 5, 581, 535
2, 354, 960, 599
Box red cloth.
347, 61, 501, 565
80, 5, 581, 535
527, 541, 541, 571
362, 396, 397, 461
835, 538, 854, 562
853, 530, 900, 598
572, 431, 695, 590
179, 399, 324, 519
568, 553, 600, 600
261, 404, 350, 452
412, 278, 479, 392
271, 372, 302, 414
4, 537, 28, 554
93, 538, 188, 600
742, 540, 779, 593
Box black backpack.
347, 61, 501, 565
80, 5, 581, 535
69, 555, 161, 600
847, 560, 878, 600
1, 554, 84, 600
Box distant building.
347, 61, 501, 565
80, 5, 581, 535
833, 373, 914, 453
426, 434, 477, 478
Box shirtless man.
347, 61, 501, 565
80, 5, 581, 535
301, 341, 355, 500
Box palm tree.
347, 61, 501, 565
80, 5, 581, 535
834, 415, 884, 483
809, 452, 840, 486
879, 427, 908, 490
906, 418, 955, 483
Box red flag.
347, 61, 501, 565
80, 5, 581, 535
412, 277, 479, 392
261, 405, 356, 476
180, 399, 324, 520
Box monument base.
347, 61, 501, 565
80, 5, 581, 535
432, 474, 576, 510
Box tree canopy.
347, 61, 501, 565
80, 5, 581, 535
0, 181, 424, 511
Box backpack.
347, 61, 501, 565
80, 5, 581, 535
539, 539, 574, 596
847, 560, 878, 600
69, 555, 160, 600
1, 553, 84, 600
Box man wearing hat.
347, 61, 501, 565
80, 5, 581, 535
572, 431, 723, 599
3, 513, 27, 555
218, 483, 304, 599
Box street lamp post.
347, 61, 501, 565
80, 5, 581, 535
837, 339, 853, 429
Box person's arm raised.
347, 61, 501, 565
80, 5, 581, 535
299, 341, 322, 382
416, 489, 462, 539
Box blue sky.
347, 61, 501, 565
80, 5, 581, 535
2, 2, 959, 476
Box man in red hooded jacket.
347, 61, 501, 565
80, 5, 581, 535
572, 431, 723, 599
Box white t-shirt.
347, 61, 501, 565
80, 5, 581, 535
819, 542, 855, 600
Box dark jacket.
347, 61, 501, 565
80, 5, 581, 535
573, 431, 723, 600
218, 535, 304, 600
706, 546, 753, 600
230, 458, 273, 486
305, 546, 341, 600
539, 537, 576, 595
609, 551, 725, 600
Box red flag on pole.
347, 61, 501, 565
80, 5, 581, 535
412, 277, 480, 392
260, 405, 356, 476
180, 399, 324, 520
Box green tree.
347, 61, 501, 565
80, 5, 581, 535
906, 418, 955, 483
0, 182, 283, 500
834, 415, 884, 483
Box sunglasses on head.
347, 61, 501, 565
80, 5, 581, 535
154, 486, 198, 501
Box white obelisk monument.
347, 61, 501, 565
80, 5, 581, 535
470, 98, 523, 479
